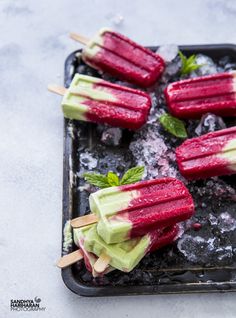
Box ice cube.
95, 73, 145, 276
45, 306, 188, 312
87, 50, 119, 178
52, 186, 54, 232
156, 44, 179, 63
218, 212, 236, 233
193, 54, 218, 76
101, 128, 122, 146
177, 235, 216, 263
209, 214, 218, 226
160, 58, 181, 83
195, 113, 226, 136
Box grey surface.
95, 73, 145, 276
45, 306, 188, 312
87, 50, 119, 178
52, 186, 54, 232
0, 0, 236, 317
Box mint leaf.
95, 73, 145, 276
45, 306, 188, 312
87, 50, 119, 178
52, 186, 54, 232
120, 166, 144, 185
107, 172, 120, 186
178, 50, 187, 64
83, 173, 110, 188
159, 113, 187, 138
178, 51, 202, 75
84, 166, 144, 189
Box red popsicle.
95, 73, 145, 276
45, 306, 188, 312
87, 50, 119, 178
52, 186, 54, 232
148, 224, 180, 253
165, 71, 236, 118
176, 126, 236, 180
80, 28, 165, 87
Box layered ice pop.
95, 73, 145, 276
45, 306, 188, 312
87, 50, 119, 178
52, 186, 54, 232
80, 28, 165, 87
84, 224, 179, 272
62, 74, 151, 130
176, 126, 236, 180
165, 71, 236, 119
73, 225, 114, 277
89, 178, 194, 244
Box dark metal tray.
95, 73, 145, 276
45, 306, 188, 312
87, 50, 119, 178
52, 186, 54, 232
61, 44, 236, 296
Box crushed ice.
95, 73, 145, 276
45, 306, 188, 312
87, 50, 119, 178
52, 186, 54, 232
101, 128, 122, 146
147, 92, 165, 124
189, 178, 236, 200
67, 121, 75, 139
177, 234, 233, 264
129, 124, 179, 179
78, 183, 92, 192
80, 152, 98, 170
209, 212, 236, 233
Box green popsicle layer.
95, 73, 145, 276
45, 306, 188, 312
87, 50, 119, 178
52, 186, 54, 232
83, 225, 150, 272
82, 28, 109, 60
89, 186, 139, 243
62, 74, 117, 121
217, 138, 236, 171
73, 225, 114, 277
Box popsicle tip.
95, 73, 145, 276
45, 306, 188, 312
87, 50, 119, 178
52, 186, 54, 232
69, 32, 89, 45
56, 250, 83, 268
69, 32, 77, 40
47, 84, 67, 96
70, 214, 98, 228
93, 252, 111, 273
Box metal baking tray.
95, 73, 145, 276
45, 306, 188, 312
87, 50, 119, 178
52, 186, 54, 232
61, 44, 236, 296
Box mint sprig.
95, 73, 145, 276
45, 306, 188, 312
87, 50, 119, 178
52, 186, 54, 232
83, 166, 144, 189
159, 113, 187, 138
179, 51, 202, 75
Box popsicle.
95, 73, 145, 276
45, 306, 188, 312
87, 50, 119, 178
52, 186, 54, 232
176, 126, 236, 180
84, 224, 179, 273
164, 71, 236, 118
70, 28, 165, 87
88, 178, 194, 244
73, 225, 114, 277
48, 74, 151, 130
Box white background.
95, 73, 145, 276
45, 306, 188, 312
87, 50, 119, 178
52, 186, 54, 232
0, 0, 236, 317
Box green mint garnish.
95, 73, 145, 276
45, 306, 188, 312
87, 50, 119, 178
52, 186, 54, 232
179, 51, 202, 75
120, 166, 145, 185
83, 166, 144, 189
83, 173, 110, 189
159, 113, 187, 138
107, 171, 120, 186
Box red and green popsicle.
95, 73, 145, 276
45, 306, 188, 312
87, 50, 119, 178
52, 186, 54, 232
83, 224, 179, 273
70, 28, 165, 87
88, 178, 194, 244
165, 71, 236, 118
176, 126, 236, 180
49, 74, 151, 130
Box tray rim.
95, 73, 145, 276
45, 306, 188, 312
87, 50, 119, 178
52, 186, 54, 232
61, 43, 236, 297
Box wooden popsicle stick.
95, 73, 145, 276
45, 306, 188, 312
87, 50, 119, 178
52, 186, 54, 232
69, 32, 90, 45
70, 213, 99, 228
94, 252, 111, 273
57, 249, 83, 268
48, 84, 67, 96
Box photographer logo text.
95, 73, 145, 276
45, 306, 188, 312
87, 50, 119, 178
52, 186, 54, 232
10, 297, 46, 312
